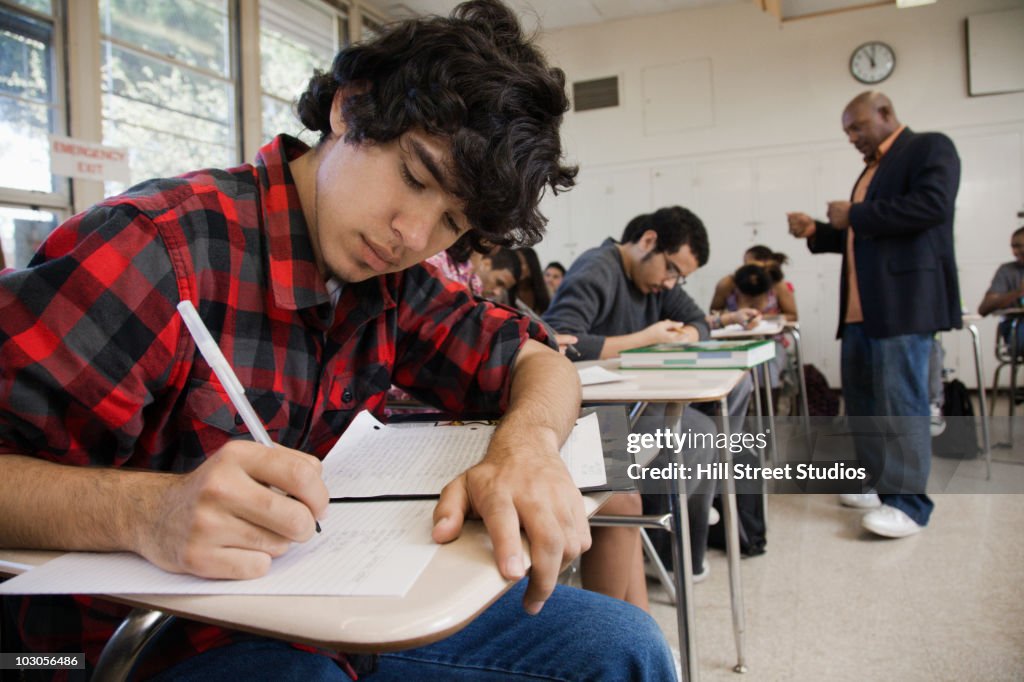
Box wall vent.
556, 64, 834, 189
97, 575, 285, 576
572, 76, 619, 112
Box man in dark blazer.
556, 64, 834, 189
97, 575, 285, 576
788, 91, 961, 539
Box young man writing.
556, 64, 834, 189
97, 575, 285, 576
0, 2, 674, 679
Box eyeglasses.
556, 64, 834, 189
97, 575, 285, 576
662, 253, 687, 287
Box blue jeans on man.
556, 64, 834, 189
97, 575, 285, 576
153, 580, 675, 680
840, 323, 933, 526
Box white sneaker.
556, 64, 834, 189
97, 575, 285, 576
838, 492, 881, 509
692, 558, 710, 584
861, 504, 923, 538
930, 403, 946, 437
708, 506, 720, 526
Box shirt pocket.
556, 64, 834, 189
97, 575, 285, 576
176, 379, 291, 469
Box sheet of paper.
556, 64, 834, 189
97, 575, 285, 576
711, 319, 783, 338
322, 411, 606, 496
577, 365, 625, 386
0, 412, 607, 597
0, 501, 438, 596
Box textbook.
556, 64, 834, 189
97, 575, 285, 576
619, 339, 775, 369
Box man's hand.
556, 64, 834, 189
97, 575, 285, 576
554, 333, 579, 356
136, 441, 328, 580
432, 339, 585, 615
786, 212, 815, 238
644, 319, 697, 345
432, 434, 590, 615
826, 201, 852, 229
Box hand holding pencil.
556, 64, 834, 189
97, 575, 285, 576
133, 301, 329, 580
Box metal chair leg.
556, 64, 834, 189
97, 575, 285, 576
93, 609, 176, 682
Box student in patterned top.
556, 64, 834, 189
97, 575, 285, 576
0, 2, 674, 680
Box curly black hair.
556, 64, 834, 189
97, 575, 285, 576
621, 206, 709, 266
296, 0, 577, 247
734, 264, 773, 298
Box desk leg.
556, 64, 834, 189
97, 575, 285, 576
665, 402, 698, 682
720, 397, 748, 674
789, 327, 812, 448
967, 324, 991, 480
1011, 320, 1020, 443
93, 609, 176, 682
762, 362, 778, 468
751, 369, 765, 469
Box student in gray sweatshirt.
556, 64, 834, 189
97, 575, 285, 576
544, 206, 753, 607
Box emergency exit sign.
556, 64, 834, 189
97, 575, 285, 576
49, 136, 130, 183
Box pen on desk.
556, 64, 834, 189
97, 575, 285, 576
176, 300, 322, 534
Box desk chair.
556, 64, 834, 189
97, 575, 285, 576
989, 316, 1022, 418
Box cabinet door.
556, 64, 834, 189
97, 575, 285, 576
651, 161, 698, 214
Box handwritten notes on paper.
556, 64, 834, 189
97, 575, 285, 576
0, 501, 437, 596
323, 411, 606, 497
0, 412, 606, 597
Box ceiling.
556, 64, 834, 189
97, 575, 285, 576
377, 0, 909, 31
380, 0, 738, 31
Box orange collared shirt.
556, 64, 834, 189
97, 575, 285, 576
844, 124, 906, 323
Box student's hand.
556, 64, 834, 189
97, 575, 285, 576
728, 308, 762, 329
136, 441, 328, 580
826, 201, 852, 229
786, 212, 815, 238
432, 429, 590, 615
554, 334, 578, 356
645, 319, 697, 345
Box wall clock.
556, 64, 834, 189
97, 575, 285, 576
850, 41, 896, 84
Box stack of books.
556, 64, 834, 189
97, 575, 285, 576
619, 339, 775, 369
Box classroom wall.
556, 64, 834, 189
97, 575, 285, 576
534, 0, 1024, 388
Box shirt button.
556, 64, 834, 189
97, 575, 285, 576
235, 413, 244, 426
342, 388, 354, 403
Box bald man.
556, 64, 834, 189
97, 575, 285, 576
788, 91, 962, 538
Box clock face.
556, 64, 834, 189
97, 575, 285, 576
850, 41, 895, 84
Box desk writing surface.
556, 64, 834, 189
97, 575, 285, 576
709, 318, 785, 339
0, 496, 604, 654
577, 360, 745, 404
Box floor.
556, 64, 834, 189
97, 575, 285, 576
646, 397, 1024, 681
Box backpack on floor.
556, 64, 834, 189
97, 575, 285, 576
933, 379, 979, 459
707, 450, 766, 556
803, 363, 839, 417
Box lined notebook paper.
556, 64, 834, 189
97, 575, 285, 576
0, 412, 605, 597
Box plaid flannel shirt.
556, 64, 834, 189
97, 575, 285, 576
0, 135, 547, 679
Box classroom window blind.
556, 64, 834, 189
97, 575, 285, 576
259, 0, 348, 144
98, 0, 237, 195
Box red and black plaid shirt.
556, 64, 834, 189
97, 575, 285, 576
0, 136, 546, 679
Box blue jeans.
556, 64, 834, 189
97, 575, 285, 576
153, 581, 675, 681
841, 324, 933, 526
999, 318, 1024, 357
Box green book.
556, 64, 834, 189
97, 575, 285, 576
619, 339, 775, 369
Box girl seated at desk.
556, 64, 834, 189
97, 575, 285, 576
710, 256, 798, 390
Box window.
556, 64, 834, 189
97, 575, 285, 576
259, 0, 347, 144
0, 0, 65, 268
99, 0, 237, 193
360, 13, 383, 41
0, 2, 59, 194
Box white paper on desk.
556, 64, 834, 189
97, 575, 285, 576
711, 320, 781, 338
0, 501, 438, 597
323, 411, 605, 496
577, 365, 625, 386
